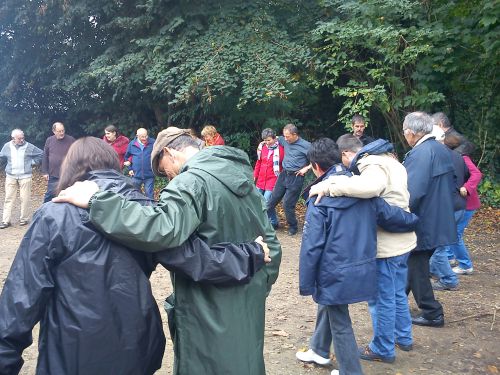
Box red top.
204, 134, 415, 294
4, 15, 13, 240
462, 155, 482, 210
205, 133, 225, 146
253, 143, 284, 191
103, 134, 130, 167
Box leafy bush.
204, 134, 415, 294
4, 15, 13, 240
478, 174, 500, 208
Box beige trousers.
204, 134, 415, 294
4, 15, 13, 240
3, 176, 32, 224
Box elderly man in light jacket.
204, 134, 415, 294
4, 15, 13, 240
308, 134, 417, 364
0, 129, 43, 228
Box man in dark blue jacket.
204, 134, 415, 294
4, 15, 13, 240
124, 127, 155, 198
403, 112, 457, 327
298, 138, 417, 375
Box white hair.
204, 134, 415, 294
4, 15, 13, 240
403, 112, 433, 135
11, 129, 24, 138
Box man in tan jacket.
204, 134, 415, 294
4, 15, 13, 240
309, 134, 417, 364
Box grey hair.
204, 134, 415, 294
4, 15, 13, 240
167, 134, 200, 151
11, 128, 24, 138
431, 112, 451, 129
403, 112, 433, 135
261, 128, 276, 139
283, 123, 298, 134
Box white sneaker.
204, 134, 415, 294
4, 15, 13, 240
295, 349, 332, 365
452, 266, 473, 275
331, 370, 340, 375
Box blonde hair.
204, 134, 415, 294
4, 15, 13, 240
201, 125, 217, 138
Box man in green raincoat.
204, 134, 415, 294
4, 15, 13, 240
54, 127, 282, 375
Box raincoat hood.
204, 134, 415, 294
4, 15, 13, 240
349, 138, 394, 172
182, 146, 254, 197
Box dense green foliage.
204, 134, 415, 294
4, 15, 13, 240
0, 0, 498, 202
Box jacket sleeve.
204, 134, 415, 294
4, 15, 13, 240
373, 198, 419, 233
253, 157, 261, 180
28, 144, 43, 166
321, 163, 386, 198
124, 142, 132, 161
41, 139, 50, 175
90, 176, 203, 252
298, 202, 326, 296
404, 151, 431, 212
154, 235, 265, 286
463, 156, 482, 193
0, 144, 6, 171
0, 212, 58, 374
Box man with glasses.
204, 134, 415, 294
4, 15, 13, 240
0, 129, 43, 228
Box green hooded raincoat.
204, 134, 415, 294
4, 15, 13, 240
88, 146, 282, 375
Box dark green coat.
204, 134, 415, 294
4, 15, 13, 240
89, 146, 282, 375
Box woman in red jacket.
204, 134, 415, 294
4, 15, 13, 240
201, 125, 225, 146
102, 124, 130, 167
253, 128, 284, 229
449, 139, 483, 275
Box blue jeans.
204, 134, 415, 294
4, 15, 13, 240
267, 172, 304, 231
309, 305, 363, 375
429, 209, 463, 286
368, 253, 412, 358
133, 177, 154, 199
450, 209, 476, 269
257, 188, 278, 226
43, 176, 59, 203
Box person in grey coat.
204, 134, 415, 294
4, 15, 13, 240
0, 129, 43, 228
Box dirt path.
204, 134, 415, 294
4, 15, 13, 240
1, 173, 499, 374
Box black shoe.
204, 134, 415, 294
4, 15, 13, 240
0, 222, 10, 229
19, 220, 29, 226
395, 342, 413, 351
272, 223, 280, 230
411, 315, 444, 328
287, 228, 297, 236
431, 280, 458, 291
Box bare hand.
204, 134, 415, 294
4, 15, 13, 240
43, 174, 49, 182
309, 184, 325, 205
128, 170, 134, 176
123, 161, 131, 167
52, 181, 100, 208
295, 165, 310, 176
460, 186, 468, 197
255, 236, 271, 263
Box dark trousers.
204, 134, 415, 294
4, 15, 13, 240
43, 176, 59, 203
267, 172, 304, 230
406, 250, 443, 319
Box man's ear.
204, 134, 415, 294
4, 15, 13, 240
167, 147, 183, 160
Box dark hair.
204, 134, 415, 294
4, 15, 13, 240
167, 134, 200, 150
104, 124, 118, 134
351, 114, 365, 125
336, 134, 363, 152
443, 133, 463, 150
308, 138, 341, 171
57, 137, 120, 193
454, 140, 476, 156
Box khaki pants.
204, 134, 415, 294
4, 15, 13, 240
3, 176, 32, 224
